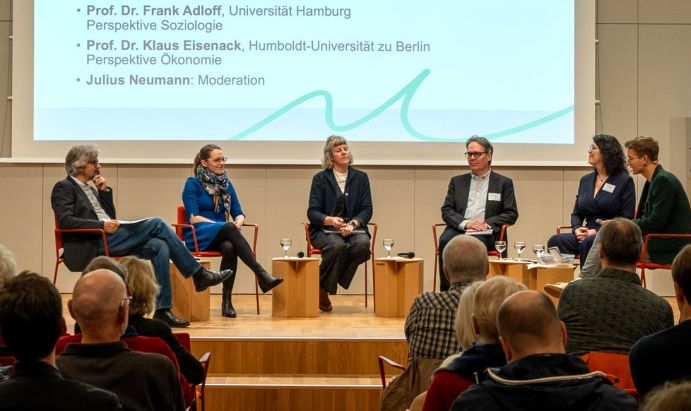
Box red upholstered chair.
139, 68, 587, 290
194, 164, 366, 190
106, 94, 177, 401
174, 332, 212, 411
0, 355, 15, 366
173, 205, 261, 314
303, 222, 378, 307
637, 233, 691, 288
579, 351, 638, 401
53, 214, 121, 285
432, 223, 509, 292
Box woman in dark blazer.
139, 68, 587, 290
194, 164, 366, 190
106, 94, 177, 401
182, 144, 282, 317
548, 134, 635, 265
119, 256, 205, 385
307, 135, 373, 312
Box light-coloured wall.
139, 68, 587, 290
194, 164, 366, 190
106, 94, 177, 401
0, 0, 689, 294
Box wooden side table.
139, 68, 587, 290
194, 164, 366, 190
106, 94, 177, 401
531, 265, 576, 304
271, 257, 319, 318
170, 259, 210, 322
374, 257, 423, 318
488, 259, 532, 287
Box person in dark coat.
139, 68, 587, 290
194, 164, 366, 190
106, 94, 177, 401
0, 272, 122, 410
307, 135, 373, 311
451, 290, 637, 411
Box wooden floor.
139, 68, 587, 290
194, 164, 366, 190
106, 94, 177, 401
61, 294, 405, 339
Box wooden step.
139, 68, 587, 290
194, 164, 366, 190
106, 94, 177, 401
191, 337, 407, 376
203, 374, 384, 411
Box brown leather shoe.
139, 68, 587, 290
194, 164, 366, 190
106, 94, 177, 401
319, 289, 333, 312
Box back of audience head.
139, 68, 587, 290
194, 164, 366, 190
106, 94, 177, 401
672, 244, 691, 308
455, 281, 483, 351
0, 244, 17, 288
83, 256, 128, 283
119, 256, 159, 317
443, 235, 488, 285
497, 290, 565, 362
0, 272, 62, 362
641, 380, 691, 411
69, 269, 130, 338
599, 218, 642, 267
473, 276, 527, 345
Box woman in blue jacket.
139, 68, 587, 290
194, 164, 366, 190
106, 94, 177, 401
307, 135, 373, 312
182, 144, 283, 317
548, 134, 635, 266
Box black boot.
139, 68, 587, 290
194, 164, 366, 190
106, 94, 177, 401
221, 273, 237, 318
255, 268, 283, 293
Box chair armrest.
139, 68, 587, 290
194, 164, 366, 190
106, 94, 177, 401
56, 227, 111, 255
171, 223, 201, 253
556, 225, 572, 235
641, 233, 691, 261
377, 355, 405, 389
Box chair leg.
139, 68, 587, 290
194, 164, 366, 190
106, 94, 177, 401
53, 261, 60, 285
255, 279, 260, 314
640, 267, 647, 289
371, 255, 376, 311
433, 255, 438, 293
365, 262, 368, 308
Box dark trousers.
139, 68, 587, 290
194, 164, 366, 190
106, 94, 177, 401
438, 227, 497, 291
547, 232, 596, 268
310, 231, 371, 294
208, 223, 264, 288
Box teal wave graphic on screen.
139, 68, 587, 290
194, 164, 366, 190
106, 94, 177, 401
230, 69, 574, 141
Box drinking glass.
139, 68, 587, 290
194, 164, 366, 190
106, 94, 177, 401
514, 241, 526, 260
279, 238, 292, 258
383, 238, 395, 258
494, 241, 507, 260
533, 244, 545, 262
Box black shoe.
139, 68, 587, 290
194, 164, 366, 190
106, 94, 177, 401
154, 309, 190, 328
192, 268, 234, 292
257, 270, 284, 293
319, 289, 333, 312
221, 288, 237, 318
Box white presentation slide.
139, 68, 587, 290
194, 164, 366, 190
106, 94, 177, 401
32, 0, 575, 143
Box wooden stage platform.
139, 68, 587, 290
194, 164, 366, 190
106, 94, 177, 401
61, 294, 408, 411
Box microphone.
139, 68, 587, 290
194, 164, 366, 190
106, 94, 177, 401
297, 251, 305, 258
397, 252, 415, 259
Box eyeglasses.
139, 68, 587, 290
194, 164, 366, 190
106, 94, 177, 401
464, 151, 487, 159
87, 159, 100, 165
210, 157, 227, 164
120, 296, 132, 308
587, 145, 599, 153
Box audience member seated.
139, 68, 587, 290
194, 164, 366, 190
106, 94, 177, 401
0, 272, 122, 410
581, 136, 691, 277
640, 380, 691, 411
423, 276, 525, 411
558, 218, 673, 354
120, 256, 205, 385
630, 244, 691, 398
451, 290, 637, 410
56, 269, 185, 410
438, 135, 518, 291
405, 235, 489, 361
455, 280, 484, 354
0, 243, 18, 360
547, 134, 634, 267
51, 144, 233, 328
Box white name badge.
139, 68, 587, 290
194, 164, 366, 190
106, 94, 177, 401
602, 183, 616, 193
488, 193, 501, 201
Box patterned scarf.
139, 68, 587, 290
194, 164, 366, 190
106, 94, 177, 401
196, 165, 231, 221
